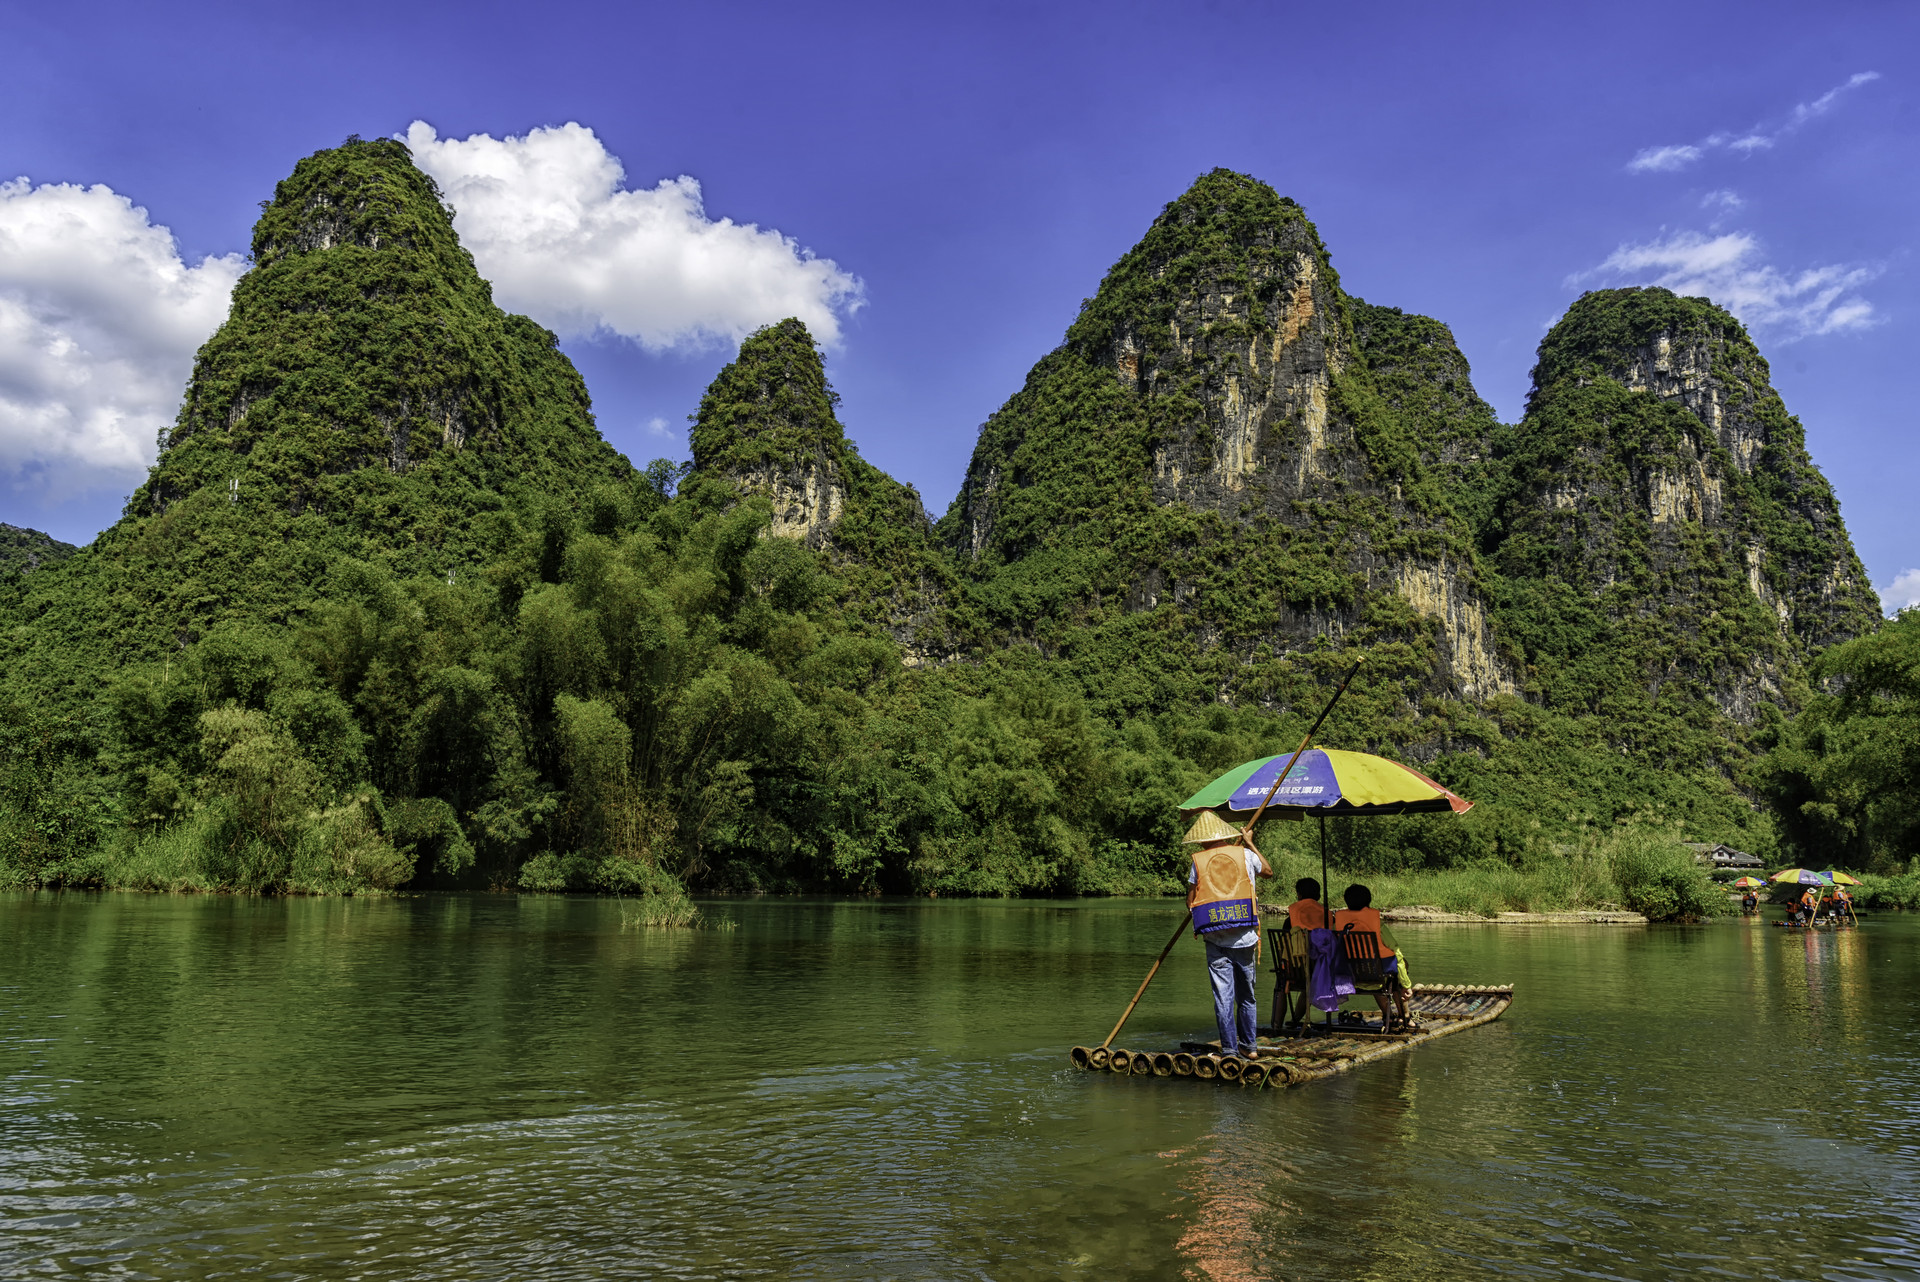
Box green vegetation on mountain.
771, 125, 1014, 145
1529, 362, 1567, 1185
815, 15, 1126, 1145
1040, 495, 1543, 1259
0, 155, 1901, 906
0, 524, 77, 578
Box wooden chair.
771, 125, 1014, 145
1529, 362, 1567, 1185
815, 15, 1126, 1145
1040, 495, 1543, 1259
1337, 929, 1399, 1030
1267, 925, 1311, 1031
1337, 929, 1391, 991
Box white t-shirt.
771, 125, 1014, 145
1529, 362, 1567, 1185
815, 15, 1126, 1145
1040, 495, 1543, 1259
1188, 848, 1266, 950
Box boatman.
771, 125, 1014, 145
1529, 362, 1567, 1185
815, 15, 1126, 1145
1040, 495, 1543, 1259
1184, 811, 1274, 1058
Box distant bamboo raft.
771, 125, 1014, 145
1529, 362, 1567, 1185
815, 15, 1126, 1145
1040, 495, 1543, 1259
1068, 984, 1513, 1088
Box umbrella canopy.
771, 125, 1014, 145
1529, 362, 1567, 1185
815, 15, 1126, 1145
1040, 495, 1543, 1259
1824, 870, 1863, 886
1770, 868, 1835, 886
1179, 748, 1472, 817
1731, 876, 1765, 889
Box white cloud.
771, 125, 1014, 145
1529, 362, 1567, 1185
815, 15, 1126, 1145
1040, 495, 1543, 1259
1881, 569, 1920, 616
405, 121, 863, 350
0, 179, 243, 498
1578, 230, 1879, 339
1627, 145, 1704, 173
1625, 71, 1879, 173
1700, 189, 1744, 213
1791, 71, 1881, 128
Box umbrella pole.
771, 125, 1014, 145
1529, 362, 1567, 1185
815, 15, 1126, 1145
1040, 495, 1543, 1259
1320, 813, 1333, 1035
1100, 913, 1191, 1050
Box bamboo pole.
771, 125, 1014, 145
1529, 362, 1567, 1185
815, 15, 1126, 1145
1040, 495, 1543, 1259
1099, 913, 1192, 1050
1095, 658, 1367, 1061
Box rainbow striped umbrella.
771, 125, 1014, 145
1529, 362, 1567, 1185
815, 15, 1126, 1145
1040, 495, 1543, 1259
1824, 870, 1863, 886
1731, 876, 1765, 889
1770, 868, 1834, 886
1179, 748, 1472, 817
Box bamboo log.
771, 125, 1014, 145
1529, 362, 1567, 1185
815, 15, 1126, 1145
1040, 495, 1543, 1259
1217, 1056, 1244, 1082
1172, 1052, 1196, 1076
1070, 1045, 1094, 1069
1150, 1052, 1175, 1077
1194, 1055, 1220, 1080
1108, 1049, 1133, 1073
1240, 1062, 1269, 1087
1277, 995, 1513, 1085
1128, 1053, 1152, 1076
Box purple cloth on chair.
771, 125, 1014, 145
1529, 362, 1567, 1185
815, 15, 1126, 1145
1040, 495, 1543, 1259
1306, 927, 1355, 1012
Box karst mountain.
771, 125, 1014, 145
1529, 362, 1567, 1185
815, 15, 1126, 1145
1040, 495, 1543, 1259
2, 138, 635, 707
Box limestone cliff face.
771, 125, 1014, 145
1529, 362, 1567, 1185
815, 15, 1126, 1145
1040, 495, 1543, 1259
691, 319, 955, 661
1481, 287, 1880, 724
941, 170, 1515, 712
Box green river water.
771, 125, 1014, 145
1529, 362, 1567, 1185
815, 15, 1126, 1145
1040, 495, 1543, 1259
2, 893, 1915, 1280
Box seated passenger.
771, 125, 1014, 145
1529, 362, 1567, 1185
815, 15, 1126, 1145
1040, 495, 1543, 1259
1287, 878, 1327, 930
1333, 884, 1413, 1032
1281, 878, 1326, 1030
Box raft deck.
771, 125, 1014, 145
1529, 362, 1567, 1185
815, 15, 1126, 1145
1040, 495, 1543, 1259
1069, 984, 1513, 1088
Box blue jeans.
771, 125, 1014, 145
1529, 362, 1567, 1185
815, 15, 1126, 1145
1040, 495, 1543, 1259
1205, 940, 1259, 1054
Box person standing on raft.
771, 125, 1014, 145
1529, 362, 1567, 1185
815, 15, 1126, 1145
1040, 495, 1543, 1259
1184, 812, 1274, 1058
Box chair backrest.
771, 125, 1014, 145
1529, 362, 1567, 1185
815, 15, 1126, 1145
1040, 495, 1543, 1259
1269, 925, 1311, 979
1337, 928, 1389, 991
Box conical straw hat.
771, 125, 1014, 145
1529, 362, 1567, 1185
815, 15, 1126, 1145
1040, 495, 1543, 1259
1182, 810, 1243, 844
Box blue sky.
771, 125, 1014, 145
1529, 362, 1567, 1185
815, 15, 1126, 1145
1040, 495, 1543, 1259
3, 0, 1915, 608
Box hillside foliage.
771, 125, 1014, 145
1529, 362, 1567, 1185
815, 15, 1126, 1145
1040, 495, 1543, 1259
0, 153, 1901, 900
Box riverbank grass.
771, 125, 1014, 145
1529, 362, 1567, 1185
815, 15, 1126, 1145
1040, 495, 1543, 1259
1259, 827, 1729, 922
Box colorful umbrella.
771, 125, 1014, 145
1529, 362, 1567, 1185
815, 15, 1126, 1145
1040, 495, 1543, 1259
1731, 876, 1765, 889
1179, 748, 1472, 817
1824, 870, 1863, 886
1770, 868, 1835, 886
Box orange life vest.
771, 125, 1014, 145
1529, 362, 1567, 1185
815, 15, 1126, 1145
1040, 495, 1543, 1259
1333, 906, 1395, 956
1287, 899, 1327, 930
1188, 845, 1257, 937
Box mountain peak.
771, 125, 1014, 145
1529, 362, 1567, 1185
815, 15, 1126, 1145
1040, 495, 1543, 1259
690, 318, 852, 546
250, 136, 467, 273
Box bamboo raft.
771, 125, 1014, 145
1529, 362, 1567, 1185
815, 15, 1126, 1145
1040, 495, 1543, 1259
1068, 984, 1513, 1088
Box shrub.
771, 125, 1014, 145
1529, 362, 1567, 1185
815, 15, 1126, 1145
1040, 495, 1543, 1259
1606, 830, 1728, 922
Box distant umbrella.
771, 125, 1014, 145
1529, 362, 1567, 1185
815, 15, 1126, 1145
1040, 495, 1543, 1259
1769, 869, 1835, 886
1731, 876, 1765, 889
1823, 870, 1863, 886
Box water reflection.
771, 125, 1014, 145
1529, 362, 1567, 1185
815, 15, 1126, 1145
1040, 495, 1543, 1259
3, 894, 1919, 1279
